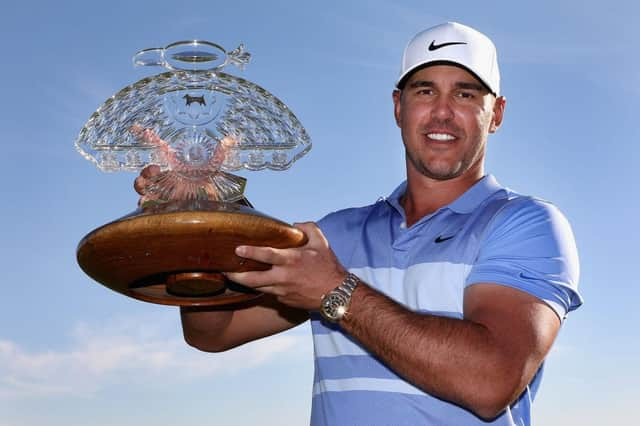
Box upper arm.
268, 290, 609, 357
463, 282, 560, 412
464, 283, 560, 368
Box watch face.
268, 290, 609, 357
321, 292, 349, 322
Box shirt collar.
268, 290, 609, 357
385, 174, 505, 215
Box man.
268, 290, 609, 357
137, 22, 582, 425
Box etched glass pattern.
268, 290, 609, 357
75, 41, 311, 202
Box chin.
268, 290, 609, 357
423, 162, 463, 180
407, 151, 464, 180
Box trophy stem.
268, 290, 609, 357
166, 272, 227, 297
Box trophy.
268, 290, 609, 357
75, 40, 310, 307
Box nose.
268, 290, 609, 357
431, 95, 454, 121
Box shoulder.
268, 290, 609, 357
485, 194, 576, 247
317, 202, 382, 262
317, 203, 380, 235
469, 192, 582, 319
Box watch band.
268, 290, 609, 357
319, 273, 360, 323
338, 273, 359, 296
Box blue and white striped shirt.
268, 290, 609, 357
312, 175, 582, 426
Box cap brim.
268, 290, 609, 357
395, 60, 496, 96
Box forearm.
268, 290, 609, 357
181, 295, 309, 352
341, 283, 531, 419
180, 307, 236, 352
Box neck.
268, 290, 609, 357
401, 166, 484, 227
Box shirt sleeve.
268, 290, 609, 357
317, 206, 372, 265
465, 197, 583, 320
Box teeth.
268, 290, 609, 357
427, 133, 455, 141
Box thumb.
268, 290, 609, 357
293, 222, 328, 248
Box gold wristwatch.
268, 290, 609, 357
319, 273, 360, 323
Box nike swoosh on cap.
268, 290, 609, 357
428, 40, 468, 51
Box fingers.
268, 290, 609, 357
141, 164, 161, 178
224, 264, 295, 299
134, 165, 162, 195
224, 270, 279, 291
229, 245, 300, 289
226, 224, 347, 310
134, 175, 146, 195
232, 222, 329, 268
235, 245, 292, 266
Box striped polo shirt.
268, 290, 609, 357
311, 175, 582, 426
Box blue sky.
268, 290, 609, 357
1, 0, 638, 424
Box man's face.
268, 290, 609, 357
393, 65, 505, 181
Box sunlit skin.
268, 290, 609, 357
393, 65, 505, 224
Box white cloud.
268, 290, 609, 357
0, 312, 309, 400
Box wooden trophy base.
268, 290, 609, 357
76, 200, 307, 307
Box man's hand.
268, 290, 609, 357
133, 164, 225, 205
133, 164, 163, 206
225, 222, 348, 310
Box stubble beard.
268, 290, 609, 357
404, 136, 487, 181
406, 149, 463, 181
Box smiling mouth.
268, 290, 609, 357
426, 132, 456, 141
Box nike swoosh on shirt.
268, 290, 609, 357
428, 40, 467, 51
434, 235, 456, 243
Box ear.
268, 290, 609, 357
392, 90, 402, 127
489, 96, 506, 133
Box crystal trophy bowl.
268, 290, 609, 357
75, 40, 310, 306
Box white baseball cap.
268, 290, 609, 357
396, 22, 500, 96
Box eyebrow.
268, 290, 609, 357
408, 80, 434, 89
407, 80, 486, 92
455, 82, 486, 91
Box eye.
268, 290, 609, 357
416, 88, 434, 96
456, 91, 475, 99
